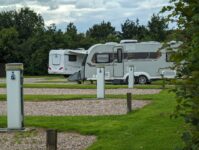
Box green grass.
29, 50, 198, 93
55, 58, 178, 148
24, 75, 65, 79
0, 94, 153, 101
0, 91, 185, 149
0, 83, 173, 89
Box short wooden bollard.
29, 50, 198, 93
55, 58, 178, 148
161, 74, 165, 89
127, 93, 132, 113
46, 129, 57, 150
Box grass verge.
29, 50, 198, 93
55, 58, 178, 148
0, 91, 185, 150
0, 83, 173, 89
0, 94, 154, 101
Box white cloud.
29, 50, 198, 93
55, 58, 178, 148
0, 0, 22, 5
0, 0, 170, 32
75, 0, 104, 9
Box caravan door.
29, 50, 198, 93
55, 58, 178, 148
113, 47, 124, 77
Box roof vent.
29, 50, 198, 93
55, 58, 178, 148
120, 39, 138, 44
76, 48, 85, 50
168, 41, 176, 45
105, 42, 118, 45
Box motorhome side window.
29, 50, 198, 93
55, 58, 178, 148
52, 54, 61, 65
94, 53, 110, 63
69, 55, 77, 62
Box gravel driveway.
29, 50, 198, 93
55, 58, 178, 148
0, 129, 96, 150
0, 88, 161, 95
0, 99, 150, 116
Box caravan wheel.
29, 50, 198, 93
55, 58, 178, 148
138, 75, 148, 84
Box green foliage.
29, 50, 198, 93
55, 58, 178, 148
121, 18, 148, 41
148, 14, 168, 41
0, 27, 19, 63
86, 21, 118, 42
121, 16, 168, 41
162, 0, 199, 149
0, 82, 172, 89
14, 8, 44, 39
0, 93, 154, 101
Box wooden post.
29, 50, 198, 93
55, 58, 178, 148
127, 93, 132, 113
46, 129, 57, 150
161, 74, 165, 89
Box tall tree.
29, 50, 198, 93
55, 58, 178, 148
66, 22, 77, 38
86, 21, 116, 42
65, 22, 86, 49
121, 18, 148, 41
14, 7, 44, 39
0, 8, 45, 74
0, 27, 19, 63
162, 0, 199, 149
0, 11, 15, 30
147, 14, 168, 41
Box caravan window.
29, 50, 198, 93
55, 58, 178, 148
127, 52, 161, 60
52, 54, 61, 65
69, 55, 77, 62
117, 49, 123, 63
149, 52, 161, 59
95, 53, 110, 63
128, 52, 149, 59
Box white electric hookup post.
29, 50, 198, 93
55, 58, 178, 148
6, 63, 24, 130
96, 65, 105, 99
128, 65, 134, 88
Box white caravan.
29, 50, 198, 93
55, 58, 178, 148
70, 40, 181, 84
48, 49, 87, 77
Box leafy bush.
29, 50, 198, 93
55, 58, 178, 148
162, 0, 199, 149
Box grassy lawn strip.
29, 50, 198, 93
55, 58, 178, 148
0, 83, 173, 89
0, 94, 153, 101
0, 91, 185, 150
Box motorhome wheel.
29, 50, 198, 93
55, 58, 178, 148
77, 81, 82, 84
138, 75, 148, 84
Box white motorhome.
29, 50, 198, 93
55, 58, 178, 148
69, 40, 181, 84
48, 49, 87, 77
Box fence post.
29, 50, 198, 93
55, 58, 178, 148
46, 129, 57, 150
96, 65, 105, 99
128, 65, 134, 88
6, 63, 24, 130
127, 93, 132, 113
161, 74, 165, 89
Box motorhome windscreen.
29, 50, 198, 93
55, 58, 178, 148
52, 54, 61, 65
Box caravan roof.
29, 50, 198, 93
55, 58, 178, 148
50, 49, 87, 55
50, 49, 71, 55
67, 50, 87, 55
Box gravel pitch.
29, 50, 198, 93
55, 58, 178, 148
0, 100, 150, 116
0, 88, 161, 95
0, 129, 96, 150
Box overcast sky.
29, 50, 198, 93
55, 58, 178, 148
0, 0, 169, 32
